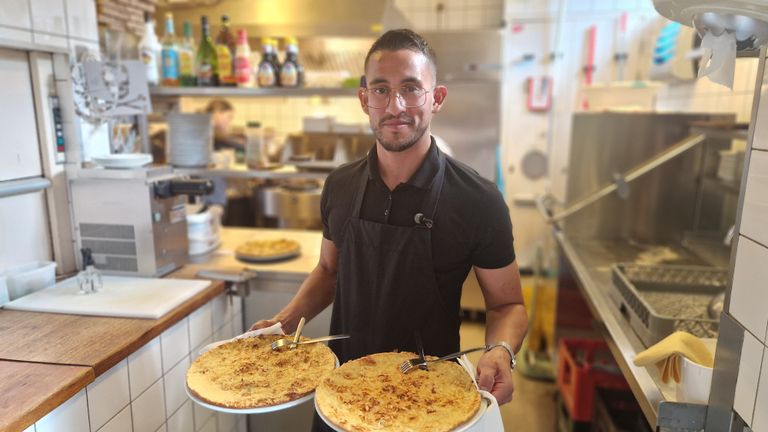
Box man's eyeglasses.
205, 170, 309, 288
363, 85, 434, 109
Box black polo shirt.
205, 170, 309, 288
321, 137, 515, 310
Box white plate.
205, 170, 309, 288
235, 249, 301, 263
93, 153, 153, 169
315, 392, 492, 432
186, 384, 316, 414
186, 340, 339, 414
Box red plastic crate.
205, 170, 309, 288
556, 338, 629, 422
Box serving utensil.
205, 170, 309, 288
271, 334, 351, 350
400, 345, 492, 374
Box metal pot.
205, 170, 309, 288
256, 180, 323, 229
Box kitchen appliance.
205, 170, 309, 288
69, 166, 212, 276
422, 30, 504, 181
256, 180, 323, 230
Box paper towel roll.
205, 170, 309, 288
697, 30, 737, 89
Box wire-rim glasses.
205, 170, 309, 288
363, 85, 435, 109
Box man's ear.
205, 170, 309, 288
358, 88, 370, 115
432, 86, 447, 113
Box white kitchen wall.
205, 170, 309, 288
0, 0, 101, 275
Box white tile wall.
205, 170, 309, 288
167, 401, 194, 432
128, 336, 163, 399
189, 301, 214, 350
0, 26, 33, 44
96, 405, 132, 432
193, 397, 215, 432
154, 424, 167, 432
35, 389, 89, 432
218, 411, 237, 432
740, 150, 768, 248
754, 346, 768, 432
752, 83, 768, 151
65, 0, 98, 42
164, 356, 190, 416
29, 0, 67, 35
730, 236, 768, 342
0, 192, 53, 268
22, 425, 35, 432
131, 378, 166, 432
735, 331, 764, 425
199, 416, 217, 432
0, 0, 32, 30
87, 359, 130, 431
161, 317, 190, 374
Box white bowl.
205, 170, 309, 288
676, 338, 717, 404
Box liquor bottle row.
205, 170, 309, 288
139, 13, 304, 88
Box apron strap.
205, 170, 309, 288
351, 163, 370, 219
416, 148, 447, 229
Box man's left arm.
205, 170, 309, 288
474, 260, 528, 405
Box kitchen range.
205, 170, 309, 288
2, 0, 768, 432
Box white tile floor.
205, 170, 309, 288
460, 321, 558, 432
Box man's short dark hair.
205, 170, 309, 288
364, 29, 437, 79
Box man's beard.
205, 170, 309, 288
372, 115, 428, 153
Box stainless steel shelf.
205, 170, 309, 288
150, 86, 358, 98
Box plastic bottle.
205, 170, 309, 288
234, 29, 253, 87
215, 15, 236, 86
160, 13, 179, 86
280, 37, 303, 87
179, 21, 196, 87
138, 12, 160, 85
256, 38, 277, 88
245, 121, 267, 168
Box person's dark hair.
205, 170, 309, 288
205, 98, 234, 113
364, 29, 437, 79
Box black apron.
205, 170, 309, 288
312, 149, 461, 431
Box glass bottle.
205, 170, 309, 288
234, 29, 253, 87
215, 15, 236, 86
138, 12, 160, 86
160, 13, 179, 86
256, 38, 277, 88
280, 37, 304, 87
196, 15, 219, 86
179, 21, 197, 87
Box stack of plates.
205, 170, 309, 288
93, 153, 153, 169
168, 113, 213, 167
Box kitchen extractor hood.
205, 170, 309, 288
156, 0, 411, 37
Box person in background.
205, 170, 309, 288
250, 28, 527, 429
205, 98, 245, 155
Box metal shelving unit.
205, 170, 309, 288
149, 86, 358, 98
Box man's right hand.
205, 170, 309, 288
249, 319, 280, 331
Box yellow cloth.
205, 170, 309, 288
633, 331, 714, 383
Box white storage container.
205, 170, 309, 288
676, 338, 717, 404
186, 207, 220, 256
3, 261, 56, 301
0, 275, 9, 306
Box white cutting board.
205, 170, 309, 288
2, 276, 211, 319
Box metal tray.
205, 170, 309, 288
609, 263, 727, 347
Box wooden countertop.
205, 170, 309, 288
0, 278, 225, 431
0, 361, 94, 432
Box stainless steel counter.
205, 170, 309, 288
186, 227, 323, 278
174, 164, 328, 180
554, 232, 715, 426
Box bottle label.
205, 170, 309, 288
280, 62, 298, 87
179, 49, 194, 76
257, 62, 275, 87
161, 48, 179, 79
216, 45, 234, 82
235, 56, 251, 84
198, 62, 214, 85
